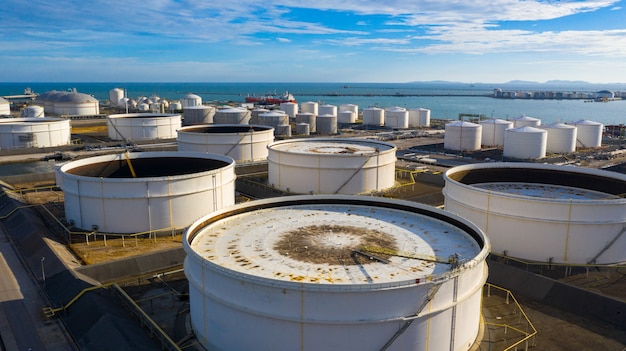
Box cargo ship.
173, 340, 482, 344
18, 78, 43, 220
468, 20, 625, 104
245, 91, 296, 105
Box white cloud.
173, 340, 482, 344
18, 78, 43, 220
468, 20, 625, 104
277, 37, 292, 42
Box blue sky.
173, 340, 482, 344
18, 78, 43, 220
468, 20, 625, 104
1, 0, 625, 83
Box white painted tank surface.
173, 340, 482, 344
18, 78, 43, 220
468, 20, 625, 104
570, 119, 603, 148
444, 121, 482, 151
316, 114, 337, 134
280, 102, 298, 118
318, 104, 337, 116
268, 138, 396, 194
213, 107, 251, 125
109, 88, 124, 106
295, 112, 316, 133
443, 163, 626, 264
107, 113, 182, 141
36, 91, 68, 114
337, 110, 356, 124
20, 105, 45, 118
479, 118, 513, 147
541, 123, 577, 153
295, 122, 310, 135
340, 103, 358, 115
250, 107, 270, 125
503, 126, 547, 159
300, 101, 318, 115
0, 97, 10, 115
181, 93, 202, 108
384, 108, 409, 129
408, 108, 431, 127
183, 105, 215, 126
276, 124, 292, 137
170, 101, 182, 111
177, 124, 274, 163
54, 92, 100, 116
137, 103, 150, 111
184, 195, 489, 351
0, 117, 71, 149
511, 115, 541, 127
258, 111, 289, 131
60, 151, 236, 234
362, 107, 385, 126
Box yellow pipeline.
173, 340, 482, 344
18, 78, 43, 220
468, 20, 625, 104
124, 151, 137, 178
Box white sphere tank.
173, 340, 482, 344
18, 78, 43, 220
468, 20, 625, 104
503, 126, 547, 159
479, 118, 513, 147
541, 123, 577, 153
295, 122, 310, 135
213, 107, 251, 125
59, 151, 236, 234
570, 119, 603, 148
318, 104, 337, 116
109, 88, 124, 106
408, 108, 431, 127
362, 107, 385, 127
181, 93, 202, 108
444, 121, 482, 151
511, 115, 541, 127
250, 108, 270, 125
340, 103, 358, 115
0, 117, 70, 149
177, 124, 274, 163
20, 105, 45, 118
300, 101, 318, 115
316, 114, 337, 134
183, 105, 215, 126
258, 111, 289, 133
0, 97, 11, 116
268, 138, 396, 194
280, 102, 298, 118
107, 113, 182, 141
443, 162, 626, 264
184, 195, 489, 351
384, 108, 409, 129
337, 110, 356, 124
295, 112, 316, 133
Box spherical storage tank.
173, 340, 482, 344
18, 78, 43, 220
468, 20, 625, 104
268, 138, 396, 194
184, 195, 489, 351
444, 121, 481, 151
569, 119, 603, 148
540, 123, 577, 153
362, 107, 384, 127
443, 163, 626, 264
59, 151, 236, 234
0, 118, 71, 149
213, 107, 250, 125
511, 115, 541, 127
503, 126, 546, 159
183, 105, 215, 126
479, 118, 513, 147
178, 124, 274, 162
0, 97, 10, 116
108, 113, 181, 141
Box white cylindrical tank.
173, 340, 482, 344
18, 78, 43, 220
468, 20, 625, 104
109, 88, 124, 107
362, 107, 384, 127
0, 97, 10, 116
479, 118, 513, 147
512, 115, 541, 127
54, 92, 100, 116
384, 108, 409, 129
337, 110, 356, 124
170, 101, 182, 111
180, 93, 202, 108
275, 124, 291, 137
184, 195, 489, 351
268, 138, 397, 194
295, 112, 316, 133
295, 122, 310, 135
408, 108, 431, 127
213, 107, 251, 125
0, 118, 71, 149
59, 151, 235, 234
177, 124, 274, 163
183, 105, 215, 126
443, 162, 626, 264
137, 103, 150, 111
570, 119, 603, 148
300, 101, 318, 115
250, 108, 270, 125
318, 104, 337, 116
107, 113, 182, 141
279, 102, 298, 118
503, 126, 547, 159
541, 123, 577, 153
20, 105, 45, 118
339, 103, 358, 115
316, 114, 337, 134
258, 111, 289, 132
444, 121, 482, 151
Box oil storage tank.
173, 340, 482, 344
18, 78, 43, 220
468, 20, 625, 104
300, 101, 318, 115
444, 121, 481, 151
511, 115, 541, 127
316, 114, 337, 134
183, 195, 489, 351
268, 138, 396, 194
183, 105, 215, 125
362, 107, 384, 127
479, 118, 512, 147
570, 119, 603, 148
108, 113, 182, 141
443, 162, 626, 264
0, 117, 71, 149
58, 151, 236, 234
503, 126, 547, 159
408, 108, 430, 127
540, 123, 577, 153
295, 112, 316, 133
0, 97, 10, 116
384, 107, 409, 129
213, 107, 251, 125
178, 124, 274, 162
